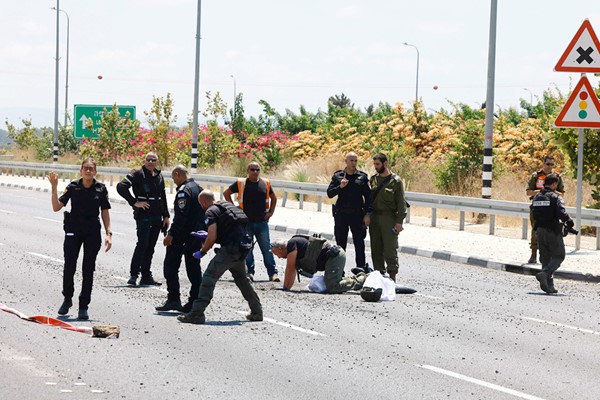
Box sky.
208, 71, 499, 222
1, 0, 600, 130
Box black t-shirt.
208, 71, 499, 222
228, 179, 273, 222
286, 236, 308, 260
204, 203, 246, 244
59, 179, 111, 219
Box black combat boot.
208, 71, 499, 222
155, 299, 183, 312
58, 298, 72, 315
177, 311, 206, 324
536, 272, 550, 293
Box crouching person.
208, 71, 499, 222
270, 235, 365, 293
178, 190, 263, 325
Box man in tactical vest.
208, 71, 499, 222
178, 189, 262, 325
530, 173, 573, 294
525, 155, 564, 264
117, 152, 170, 286
270, 235, 366, 293
155, 165, 205, 313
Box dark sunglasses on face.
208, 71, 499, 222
249, 168, 260, 172
146, 158, 158, 162
82, 166, 95, 171
545, 163, 555, 166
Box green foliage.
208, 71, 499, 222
328, 93, 354, 109
145, 93, 177, 166
6, 118, 41, 150
197, 91, 240, 167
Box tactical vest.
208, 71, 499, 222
236, 178, 271, 211
214, 201, 249, 242
292, 234, 328, 274
531, 190, 560, 231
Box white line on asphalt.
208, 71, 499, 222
112, 276, 168, 293
236, 311, 327, 336
34, 216, 61, 223
91, 389, 104, 393
414, 293, 445, 300
521, 316, 600, 335
0, 209, 16, 214
28, 252, 63, 263
419, 364, 546, 400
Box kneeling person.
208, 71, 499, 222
178, 190, 262, 325
270, 235, 364, 293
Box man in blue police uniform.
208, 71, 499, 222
117, 152, 170, 286
530, 173, 573, 294
155, 165, 205, 313
327, 152, 372, 275
177, 189, 262, 325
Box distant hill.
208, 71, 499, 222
0, 128, 11, 147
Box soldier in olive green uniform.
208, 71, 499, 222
525, 155, 564, 264
369, 153, 407, 282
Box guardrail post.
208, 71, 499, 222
489, 215, 496, 235
459, 211, 465, 231
219, 186, 224, 200
596, 227, 599, 250
109, 175, 114, 186
405, 207, 411, 223
169, 180, 174, 194
431, 208, 437, 227
317, 196, 322, 212
299, 193, 304, 210
522, 218, 529, 240
282, 192, 288, 207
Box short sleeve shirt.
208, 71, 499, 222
59, 179, 111, 218
286, 236, 308, 260
228, 179, 274, 222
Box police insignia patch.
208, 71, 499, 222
178, 198, 187, 209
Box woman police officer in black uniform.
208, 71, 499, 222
48, 158, 112, 320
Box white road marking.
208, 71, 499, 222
45, 382, 58, 385
419, 364, 546, 400
28, 252, 63, 264
34, 216, 61, 223
414, 293, 445, 300
91, 389, 104, 393
112, 276, 168, 293
0, 343, 55, 378
60, 389, 73, 393
0, 209, 16, 214
236, 311, 326, 336
521, 316, 600, 335
73, 382, 86, 386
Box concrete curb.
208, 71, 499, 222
5, 182, 600, 284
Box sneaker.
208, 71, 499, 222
127, 275, 138, 286
139, 277, 162, 286
58, 299, 72, 315
536, 272, 550, 293
246, 312, 263, 322
246, 273, 254, 282
78, 308, 89, 320
177, 312, 206, 324
155, 299, 183, 312
269, 274, 280, 282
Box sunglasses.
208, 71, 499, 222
146, 158, 158, 162
82, 166, 95, 171
545, 163, 555, 166
249, 168, 260, 172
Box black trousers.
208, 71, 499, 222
334, 211, 366, 268
63, 223, 101, 309
130, 214, 162, 278
163, 237, 202, 302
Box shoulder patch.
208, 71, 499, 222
177, 198, 187, 209
177, 192, 186, 198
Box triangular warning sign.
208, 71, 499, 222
555, 19, 600, 72
555, 75, 600, 128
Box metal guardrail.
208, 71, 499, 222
2, 160, 599, 249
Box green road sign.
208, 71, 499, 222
73, 104, 136, 139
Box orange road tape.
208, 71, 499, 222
0, 303, 118, 338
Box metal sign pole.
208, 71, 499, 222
575, 127, 584, 250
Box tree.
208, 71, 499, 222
328, 93, 354, 109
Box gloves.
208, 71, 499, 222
190, 230, 208, 240
192, 251, 203, 260
566, 220, 574, 228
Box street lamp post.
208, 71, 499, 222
52, 7, 69, 126
403, 42, 420, 103
52, 1, 60, 164
523, 88, 533, 104
230, 74, 237, 121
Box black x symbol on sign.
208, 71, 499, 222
576, 46, 594, 64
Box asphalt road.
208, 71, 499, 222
1, 186, 600, 400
